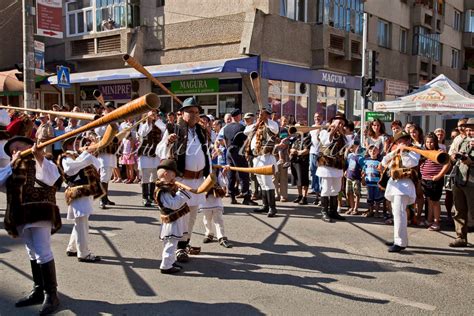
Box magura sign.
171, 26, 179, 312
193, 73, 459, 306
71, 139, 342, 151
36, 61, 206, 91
36, 0, 63, 39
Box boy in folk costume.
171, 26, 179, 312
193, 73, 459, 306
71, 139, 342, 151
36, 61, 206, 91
60, 136, 103, 262
1, 136, 62, 315
94, 103, 118, 209
137, 110, 164, 207
154, 159, 191, 274
243, 104, 279, 217
200, 169, 233, 248
381, 131, 420, 253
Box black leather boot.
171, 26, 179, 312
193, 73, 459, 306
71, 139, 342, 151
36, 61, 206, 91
230, 196, 239, 204
320, 197, 333, 223
39, 260, 60, 315
15, 260, 44, 307
242, 194, 258, 206
254, 190, 269, 213
267, 189, 277, 217
329, 196, 345, 221
142, 183, 151, 207
103, 182, 115, 205
148, 182, 156, 205
100, 182, 108, 209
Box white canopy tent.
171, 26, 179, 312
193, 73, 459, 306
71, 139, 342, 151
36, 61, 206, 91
374, 74, 474, 114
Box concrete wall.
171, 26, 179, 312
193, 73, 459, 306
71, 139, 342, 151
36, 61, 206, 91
365, 0, 411, 29
0, 1, 22, 70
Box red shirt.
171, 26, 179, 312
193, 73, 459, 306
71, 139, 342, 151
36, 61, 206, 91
420, 157, 443, 180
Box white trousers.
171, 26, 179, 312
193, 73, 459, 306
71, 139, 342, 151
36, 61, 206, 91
160, 239, 179, 270
253, 154, 276, 190
202, 208, 225, 239
20, 226, 54, 264
140, 168, 157, 184
392, 195, 409, 247
100, 167, 114, 182
181, 205, 198, 242
67, 216, 90, 258
320, 177, 342, 197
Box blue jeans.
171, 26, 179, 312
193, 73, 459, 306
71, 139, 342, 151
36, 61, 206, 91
310, 153, 320, 193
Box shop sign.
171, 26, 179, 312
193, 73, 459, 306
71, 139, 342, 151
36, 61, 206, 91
99, 83, 132, 100
316, 70, 361, 90
34, 41, 45, 76
365, 111, 394, 122
385, 79, 409, 96
36, 0, 63, 39
171, 78, 219, 94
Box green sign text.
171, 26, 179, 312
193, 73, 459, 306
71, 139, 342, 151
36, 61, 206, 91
171, 78, 219, 94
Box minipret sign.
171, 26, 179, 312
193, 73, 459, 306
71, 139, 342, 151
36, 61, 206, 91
36, 0, 63, 39
365, 111, 394, 122
171, 78, 219, 94
100, 83, 132, 100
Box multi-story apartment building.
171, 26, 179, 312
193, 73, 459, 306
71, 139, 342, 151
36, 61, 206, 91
1, 0, 472, 132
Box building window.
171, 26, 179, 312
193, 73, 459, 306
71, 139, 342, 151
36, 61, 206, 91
413, 26, 441, 61
465, 10, 474, 32
377, 19, 390, 48
280, 0, 307, 22
66, 0, 93, 36
156, 0, 165, 7
400, 28, 408, 54
453, 10, 461, 31
316, 0, 363, 35
452, 49, 460, 69
268, 80, 309, 124
66, 0, 139, 37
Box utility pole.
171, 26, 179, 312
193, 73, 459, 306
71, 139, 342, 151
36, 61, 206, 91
22, 0, 35, 109
360, 12, 368, 147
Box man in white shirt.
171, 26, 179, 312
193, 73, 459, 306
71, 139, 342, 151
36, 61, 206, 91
309, 113, 323, 204
243, 104, 279, 217
157, 97, 212, 262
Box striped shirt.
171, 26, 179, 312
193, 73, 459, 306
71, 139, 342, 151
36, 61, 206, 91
420, 158, 443, 180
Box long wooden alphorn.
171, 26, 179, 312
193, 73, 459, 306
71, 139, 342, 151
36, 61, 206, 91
21, 93, 160, 157
213, 164, 274, 176
404, 147, 450, 165
123, 54, 183, 106
250, 72, 263, 111
175, 174, 216, 194
85, 123, 119, 152
0, 105, 99, 121
93, 89, 105, 107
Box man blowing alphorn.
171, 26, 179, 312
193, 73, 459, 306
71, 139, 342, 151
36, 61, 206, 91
1, 136, 62, 315
157, 97, 212, 262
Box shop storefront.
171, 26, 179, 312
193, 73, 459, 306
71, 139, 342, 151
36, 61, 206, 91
263, 62, 361, 124
152, 77, 242, 118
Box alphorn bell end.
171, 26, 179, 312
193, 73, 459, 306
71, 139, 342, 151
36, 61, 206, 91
93, 89, 102, 98
250, 71, 259, 80
123, 54, 131, 61
437, 152, 450, 165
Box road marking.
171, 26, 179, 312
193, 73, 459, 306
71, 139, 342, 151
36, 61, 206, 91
327, 283, 437, 311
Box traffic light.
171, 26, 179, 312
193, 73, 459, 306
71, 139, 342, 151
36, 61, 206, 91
368, 50, 379, 84
14, 63, 24, 81
362, 76, 373, 98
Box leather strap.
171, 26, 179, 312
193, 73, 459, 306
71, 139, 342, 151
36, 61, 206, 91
182, 169, 204, 179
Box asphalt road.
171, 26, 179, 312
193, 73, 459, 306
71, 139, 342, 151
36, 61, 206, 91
0, 183, 473, 315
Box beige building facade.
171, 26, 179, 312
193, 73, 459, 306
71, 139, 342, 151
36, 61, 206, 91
1, 0, 473, 132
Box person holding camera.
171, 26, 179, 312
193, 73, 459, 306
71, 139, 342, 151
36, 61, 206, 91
448, 118, 474, 247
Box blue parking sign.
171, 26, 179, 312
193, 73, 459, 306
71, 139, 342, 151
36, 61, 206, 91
57, 66, 71, 88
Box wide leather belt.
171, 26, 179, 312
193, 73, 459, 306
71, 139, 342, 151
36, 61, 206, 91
183, 169, 204, 179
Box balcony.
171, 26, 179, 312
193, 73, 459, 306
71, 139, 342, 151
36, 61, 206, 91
463, 32, 474, 49
66, 28, 136, 60
411, 0, 444, 33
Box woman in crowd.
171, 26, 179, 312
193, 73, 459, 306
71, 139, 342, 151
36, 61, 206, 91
364, 119, 389, 155
434, 128, 447, 151
419, 133, 450, 231
408, 124, 426, 225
